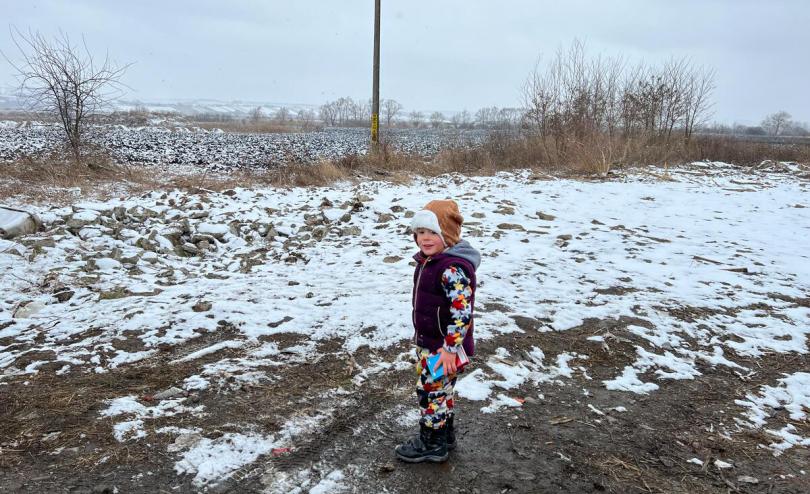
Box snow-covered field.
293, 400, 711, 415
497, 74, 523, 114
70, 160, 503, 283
0, 123, 488, 168
1, 161, 809, 492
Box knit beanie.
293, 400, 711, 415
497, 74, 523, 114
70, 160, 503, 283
410, 199, 464, 247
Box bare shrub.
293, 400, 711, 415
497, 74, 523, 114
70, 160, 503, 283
522, 40, 717, 172
3, 29, 129, 162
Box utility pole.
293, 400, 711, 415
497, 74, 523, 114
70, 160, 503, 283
371, 0, 381, 153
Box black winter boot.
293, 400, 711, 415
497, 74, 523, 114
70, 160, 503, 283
446, 415, 456, 451
395, 423, 449, 463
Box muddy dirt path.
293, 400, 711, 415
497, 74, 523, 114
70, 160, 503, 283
2, 315, 808, 494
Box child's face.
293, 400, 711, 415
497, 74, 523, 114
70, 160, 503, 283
415, 228, 444, 256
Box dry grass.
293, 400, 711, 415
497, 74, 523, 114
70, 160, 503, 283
2, 133, 808, 205
440, 132, 810, 175
193, 120, 307, 134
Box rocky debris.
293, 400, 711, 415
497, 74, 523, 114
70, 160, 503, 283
192, 301, 212, 312
497, 223, 525, 231
0, 207, 42, 239
12, 300, 46, 318
53, 288, 75, 303
537, 211, 556, 221
383, 256, 402, 264
376, 213, 395, 223
340, 226, 361, 237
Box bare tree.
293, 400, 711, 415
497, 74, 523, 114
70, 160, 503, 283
429, 111, 445, 129
761, 111, 792, 136
248, 106, 264, 124
273, 107, 291, 124
3, 29, 129, 161
382, 99, 403, 127
450, 109, 471, 129
319, 101, 338, 126
296, 108, 316, 131
409, 110, 423, 128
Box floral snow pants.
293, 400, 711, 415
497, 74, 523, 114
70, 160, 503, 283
415, 346, 458, 429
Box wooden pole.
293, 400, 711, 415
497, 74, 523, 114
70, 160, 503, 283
371, 0, 381, 153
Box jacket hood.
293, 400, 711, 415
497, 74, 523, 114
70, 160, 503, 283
413, 240, 481, 270
444, 240, 481, 269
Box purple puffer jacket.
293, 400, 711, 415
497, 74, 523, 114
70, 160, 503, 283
411, 240, 481, 356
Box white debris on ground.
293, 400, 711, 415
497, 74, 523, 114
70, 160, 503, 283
0, 123, 488, 169
1, 161, 810, 484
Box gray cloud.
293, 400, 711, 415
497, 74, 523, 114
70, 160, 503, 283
1, 0, 807, 123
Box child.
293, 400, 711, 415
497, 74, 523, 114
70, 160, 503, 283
395, 199, 480, 463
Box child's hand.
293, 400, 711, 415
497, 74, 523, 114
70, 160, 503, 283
433, 348, 458, 376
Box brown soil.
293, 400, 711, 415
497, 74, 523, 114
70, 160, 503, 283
0, 315, 808, 493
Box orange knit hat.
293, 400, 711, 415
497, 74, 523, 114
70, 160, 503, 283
411, 199, 464, 247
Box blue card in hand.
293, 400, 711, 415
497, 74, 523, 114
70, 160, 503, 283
426, 347, 469, 380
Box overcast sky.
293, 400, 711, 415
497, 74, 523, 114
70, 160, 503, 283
1, 0, 808, 124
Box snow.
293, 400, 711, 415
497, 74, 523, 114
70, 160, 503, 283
604, 366, 660, 394
174, 432, 276, 485
308, 470, 346, 494
1, 162, 809, 481
735, 372, 810, 454
174, 412, 330, 486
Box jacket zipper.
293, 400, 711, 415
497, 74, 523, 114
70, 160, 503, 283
412, 256, 430, 343
437, 306, 446, 337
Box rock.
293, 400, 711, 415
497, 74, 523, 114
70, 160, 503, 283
340, 226, 361, 237
135, 236, 156, 252
196, 240, 211, 252
377, 213, 396, 223
153, 386, 184, 400
737, 476, 758, 484
168, 432, 202, 453
537, 211, 556, 221
13, 300, 46, 318
304, 212, 327, 226
182, 242, 200, 254
390, 205, 404, 213
471, 212, 485, 219
190, 233, 217, 244
404, 211, 415, 218
196, 222, 229, 240
256, 223, 276, 238
20, 236, 55, 249
190, 210, 209, 220
192, 300, 212, 312
557, 234, 573, 241
497, 223, 525, 231
127, 206, 158, 220
53, 289, 75, 303
383, 256, 402, 263
311, 226, 328, 241
161, 226, 185, 246
112, 206, 126, 221
339, 213, 352, 223
320, 197, 333, 208
66, 210, 100, 231
0, 207, 42, 239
